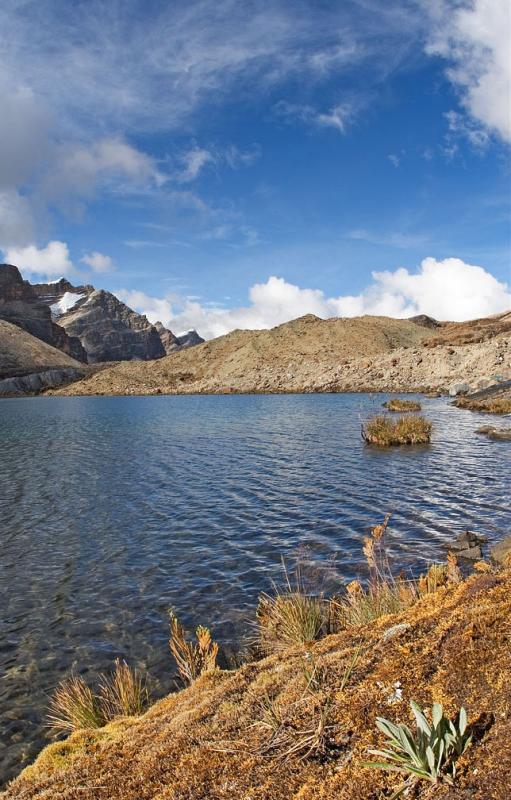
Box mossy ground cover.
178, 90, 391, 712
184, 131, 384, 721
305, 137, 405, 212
3, 568, 510, 800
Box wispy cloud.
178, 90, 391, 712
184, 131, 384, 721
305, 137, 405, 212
274, 100, 355, 134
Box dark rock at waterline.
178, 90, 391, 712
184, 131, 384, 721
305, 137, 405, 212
476, 425, 511, 441
0, 367, 87, 396
448, 530, 488, 561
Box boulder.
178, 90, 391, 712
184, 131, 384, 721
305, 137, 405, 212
476, 426, 511, 441
448, 530, 488, 560
449, 382, 471, 397
491, 535, 511, 566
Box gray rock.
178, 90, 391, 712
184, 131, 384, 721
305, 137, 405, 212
380, 623, 411, 643
476, 425, 511, 441
449, 530, 488, 560
491, 535, 511, 565
449, 382, 471, 397
0, 367, 85, 396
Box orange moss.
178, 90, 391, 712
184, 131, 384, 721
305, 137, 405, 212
3, 568, 510, 800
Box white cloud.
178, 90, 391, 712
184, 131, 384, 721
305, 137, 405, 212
81, 251, 115, 273
388, 153, 400, 168
116, 257, 511, 339
274, 100, 354, 134
177, 148, 215, 183
315, 103, 354, 133
4, 241, 74, 277
425, 0, 511, 142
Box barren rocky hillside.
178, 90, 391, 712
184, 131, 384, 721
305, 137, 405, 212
52, 311, 510, 396
0, 320, 83, 379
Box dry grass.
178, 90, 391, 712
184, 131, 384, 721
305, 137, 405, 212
14, 565, 511, 800
334, 517, 459, 629
47, 677, 106, 736
256, 591, 328, 655
98, 660, 150, 719
47, 662, 151, 737
383, 398, 422, 412
362, 414, 432, 446
169, 612, 219, 685
455, 395, 511, 414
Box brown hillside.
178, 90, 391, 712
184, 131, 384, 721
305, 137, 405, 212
4, 567, 510, 800
50, 312, 511, 396
0, 320, 83, 379
51, 313, 436, 395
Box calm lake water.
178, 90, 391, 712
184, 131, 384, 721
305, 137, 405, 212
0, 393, 509, 783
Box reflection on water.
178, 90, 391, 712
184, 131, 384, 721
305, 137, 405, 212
0, 393, 509, 783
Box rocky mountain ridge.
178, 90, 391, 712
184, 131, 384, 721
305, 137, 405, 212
0, 265, 204, 376
32, 277, 204, 362
0, 265, 87, 363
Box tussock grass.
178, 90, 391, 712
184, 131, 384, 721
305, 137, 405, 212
47, 677, 107, 735
257, 591, 327, 655
47, 662, 151, 737
99, 660, 150, 719
455, 395, 511, 414
362, 414, 431, 446
169, 612, 219, 685
333, 516, 459, 629
383, 398, 422, 412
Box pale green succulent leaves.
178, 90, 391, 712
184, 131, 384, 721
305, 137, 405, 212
363, 701, 472, 786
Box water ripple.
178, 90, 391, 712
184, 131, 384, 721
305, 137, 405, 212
0, 393, 509, 783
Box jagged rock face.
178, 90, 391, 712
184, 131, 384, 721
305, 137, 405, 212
154, 321, 179, 354
176, 329, 205, 349
0, 265, 88, 362
408, 314, 440, 329
58, 289, 166, 363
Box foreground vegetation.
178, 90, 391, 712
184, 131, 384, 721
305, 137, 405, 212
383, 398, 422, 412
362, 414, 432, 446
4, 518, 510, 800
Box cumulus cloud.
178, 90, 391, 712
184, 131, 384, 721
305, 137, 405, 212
425, 0, 511, 142
81, 251, 115, 273
117, 257, 511, 339
4, 241, 74, 277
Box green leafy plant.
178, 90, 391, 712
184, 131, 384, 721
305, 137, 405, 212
363, 701, 472, 789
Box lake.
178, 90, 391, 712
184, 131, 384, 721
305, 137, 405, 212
0, 393, 509, 783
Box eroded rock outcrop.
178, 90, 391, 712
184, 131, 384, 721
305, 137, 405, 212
0, 265, 87, 362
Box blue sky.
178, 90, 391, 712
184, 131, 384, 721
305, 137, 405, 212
1, 0, 510, 336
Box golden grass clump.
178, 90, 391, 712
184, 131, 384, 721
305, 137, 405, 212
455, 394, 511, 414
383, 398, 422, 412
362, 414, 431, 446
256, 591, 327, 655
98, 659, 150, 719
169, 612, 219, 685
47, 661, 151, 737
47, 677, 106, 736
